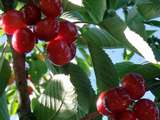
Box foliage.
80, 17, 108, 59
0, 0, 160, 120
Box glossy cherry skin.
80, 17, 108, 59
69, 43, 76, 60
122, 73, 146, 100
39, 0, 63, 17
134, 99, 159, 120
12, 28, 35, 54
34, 18, 59, 41
47, 39, 72, 66
22, 2, 41, 25
1, 10, 26, 35
96, 91, 111, 116
115, 110, 137, 120
106, 87, 132, 113
56, 20, 78, 44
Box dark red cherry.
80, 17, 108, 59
56, 20, 78, 44
106, 87, 132, 113
69, 43, 76, 60
22, 2, 41, 25
134, 99, 159, 120
96, 91, 111, 116
34, 18, 59, 41
116, 110, 137, 120
47, 39, 71, 66
1, 10, 26, 35
122, 73, 146, 100
12, 28, 35, 54
39, 0, 63, 17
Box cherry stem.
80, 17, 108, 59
80, 111, 100, 120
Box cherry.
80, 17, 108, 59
96, 91, 111, 116
39, 0, 63, 17
55, 20, 78, 44
34, 18, 59, 41
134, 99, 159, 120
69, 43, 76, 60
1, 10, 26, 35
47, 39, 72, 66
22, 2, 41, 25
106, 87, 132, 113
122, 73, 146, 100
115, 110, 137, 120
12, 28, 35, 54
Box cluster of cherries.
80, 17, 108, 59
96, 73, 159, 120
0, 0, 78, 65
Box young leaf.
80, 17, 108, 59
0, 93, 10, 120
83, 0, 106, 23
0, 59, 11, 95
32, 74, 90, 120
63, 63, 96, 113
81, 26, 119, 92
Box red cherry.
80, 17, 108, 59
106, 87, 132, 113
22, 2, 41, 25
12, 28, 35, 54
47, 39, 72, 66
122, 73, 146, 100
1, 10, 26, 35
96, 91, 111, 116
34, 18, 59, 41
116, 110, 137, 120
69, 43, 76, 60
134, 99, 159, 120
56, 20, 78, 44
39, 0, 63, 17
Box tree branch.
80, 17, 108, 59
81, 111, 100, 120
8, 36, 32, 120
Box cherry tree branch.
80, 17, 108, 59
8, 36, 32, 120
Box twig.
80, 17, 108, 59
81, 111, 100, 120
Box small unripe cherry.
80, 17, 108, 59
106, 87, 132, 113
22, 2, 41, 25
12, 28, 35, 54
134, 99, 159, 120
1, 10, 26, 35
34, 18, 59, 41
39, 0, 63, 17
116, 110, 137, 120
56, 20, 78, 44
122, 73, 146, 100
96, 91, 111, 116
47, 39, 72, 66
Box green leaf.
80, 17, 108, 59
126, 7, 147, 38
115, 62, 160, 100
63, 63, 96, 113
76, 57, 91, 75
144, 20, 160, 27
123, 49, 135, 61
32, 74, 85, 120
109, 0, 128, 9
28, 59, 47, 84
136, 0, 160, 20
83, 0, 106, 23
0, 59, 11, 95
100, 12, 136, 51
0, 93, 10, 120
81, 26, 119, 92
